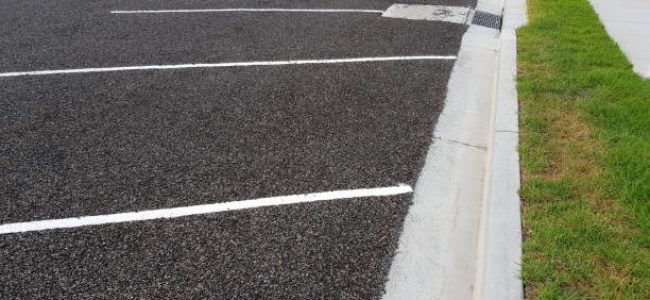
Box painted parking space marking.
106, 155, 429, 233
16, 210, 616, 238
1, 0, 475, 297
0, 55, 457, 78
108, 4, 502, 30
111, 5, 480, 26
0, 184, 413, 235
111, 8, 385, 14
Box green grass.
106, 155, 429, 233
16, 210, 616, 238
516, 0, 650, 298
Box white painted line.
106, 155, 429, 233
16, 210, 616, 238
0, 184, 413, 235
0, 56, 457, 78
111, 8, 384, 14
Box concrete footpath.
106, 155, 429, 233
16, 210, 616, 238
590, 0, 650, 78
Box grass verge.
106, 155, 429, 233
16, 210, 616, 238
516, 0, 650, 298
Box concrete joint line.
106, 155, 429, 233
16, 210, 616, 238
463, 47, 499, 53
473, 0, 528, 300
382, 2, 501, 298
434, 136, 488, 150
382, 0, 526, 299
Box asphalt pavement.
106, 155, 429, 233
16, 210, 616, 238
0, 0, 475, 298
1, 196, 410, 299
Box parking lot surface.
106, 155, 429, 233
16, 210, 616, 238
1, 0, 476, 298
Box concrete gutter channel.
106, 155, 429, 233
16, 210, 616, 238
474, 0, 528, 299
382, 0, 528, 299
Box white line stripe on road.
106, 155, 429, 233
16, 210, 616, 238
0, 56, 457, 78
0, 184, 413, 235
111, 8, 385, 14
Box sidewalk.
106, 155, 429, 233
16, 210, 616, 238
590, 0, 650, 78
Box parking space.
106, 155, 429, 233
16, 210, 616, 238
1, 196, 409, 299
1, 0, 477, 298
1, 0, 470, 70
1, 61, 453, 222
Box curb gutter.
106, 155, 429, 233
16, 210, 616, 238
475, 0, 528, 299
381, 0, 528, 298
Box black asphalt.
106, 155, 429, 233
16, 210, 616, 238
1, 62, 454, 223
1, 196, 409, 299
1, 0, 475, 298
1, 1, 469, 70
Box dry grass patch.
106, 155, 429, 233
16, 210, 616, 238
517, 0, 650, 298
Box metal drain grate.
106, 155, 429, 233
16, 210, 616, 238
471, 10, 502, 30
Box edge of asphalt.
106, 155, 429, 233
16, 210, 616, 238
382, 0, 528, 299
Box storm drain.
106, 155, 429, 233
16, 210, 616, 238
381, 4, 502, 31
471, 10, 502, 30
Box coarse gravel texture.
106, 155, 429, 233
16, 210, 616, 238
0, 0, 476, 298
1, 61, 454, 223
0, 195, 410, 300
0, 0, 474, 71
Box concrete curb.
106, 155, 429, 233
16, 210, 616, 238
381, 1, 527, 298
475, 0, 527, 299
381, 2, 502, 298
